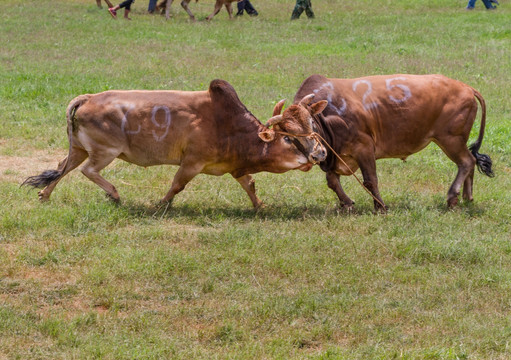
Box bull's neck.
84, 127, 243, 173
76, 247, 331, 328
312, 113, 337, 172
227, 122, 286, 178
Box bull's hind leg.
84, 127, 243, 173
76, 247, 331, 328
39, 147, 88, 202
435, 138, 476, 208
463, 168, 475, 202
80, 151, 121, 202
234, 174, 263, 209
160, 163, 204, 204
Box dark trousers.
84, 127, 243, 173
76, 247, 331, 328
148, 0, 157, 12
291, 0, 314, 19
119, 0, 134, 10
237, 0, 258, 16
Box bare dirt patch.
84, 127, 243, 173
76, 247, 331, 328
0, 150, 66, 183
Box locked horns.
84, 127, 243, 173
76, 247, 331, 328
265, 115, 284, 128
299, 94, 315, 107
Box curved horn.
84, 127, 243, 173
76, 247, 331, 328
265, 115, 283, 128
272, 99, 286, 116
299, 94, 315, 107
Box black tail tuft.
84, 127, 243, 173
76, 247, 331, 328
21, 170, 62, 189
469, 143, 495, 178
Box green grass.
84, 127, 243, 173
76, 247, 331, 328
1, 0, 511, 358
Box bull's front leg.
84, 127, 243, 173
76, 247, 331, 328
164, 0, 174, 20
357, 155, 387, 213
160, 163, 203, 204
326, 171, 355, 212
181, 0, 195, 21
206, 0, 223, 20
225, 2, 233, 19
234, 174, 264, 209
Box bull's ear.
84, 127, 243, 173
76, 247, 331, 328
310, 100, 328, 115
258, 129, 275, 142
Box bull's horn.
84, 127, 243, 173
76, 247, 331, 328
272, 99, 286, 116
299, 94, 315, 107
265, 115, 283, 128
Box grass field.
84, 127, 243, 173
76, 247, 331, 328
1, 0, 511, 358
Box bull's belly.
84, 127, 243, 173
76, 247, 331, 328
118, 152, 181, 167
375, 142, 431, 160
118, 153, 229, 176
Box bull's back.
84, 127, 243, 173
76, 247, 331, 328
72, 90, 214, 166
299, 74, 476, 157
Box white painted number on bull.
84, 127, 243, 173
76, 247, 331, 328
314, 82, 347, 116
151, 106, 171, 142
386, 77, 412, 104
119, 104, 141, 135
352, 80, 378, 111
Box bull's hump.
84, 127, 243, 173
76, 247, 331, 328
209, 79, 239, 102
208, 79, 252, 118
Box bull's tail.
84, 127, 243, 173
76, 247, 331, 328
21, 95, 91, 189
21, 169, 63, 189
469, 90, 494, 178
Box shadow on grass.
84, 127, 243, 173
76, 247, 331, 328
111, 195, 490, 223
120, 200, 362, 222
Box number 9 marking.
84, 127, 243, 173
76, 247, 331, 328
151, 106, 171, 142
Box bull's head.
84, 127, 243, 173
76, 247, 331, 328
259, 96, 327, 167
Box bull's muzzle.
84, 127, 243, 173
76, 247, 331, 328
308, 138, 327, 164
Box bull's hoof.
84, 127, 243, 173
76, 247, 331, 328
338, 203, 355, 214
254, 202, 266, 211
106, 193, 120, 204
38, 190, 50, 202
189, 16, 196, 22
462, 194, 474, 202
374, 206, 388, 215
158, 198, 174, 206
447, 197, 459, 208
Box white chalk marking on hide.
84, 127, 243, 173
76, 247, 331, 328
353, 79, 378, 111
118, 104, 141, 135
151, 105, 171, 142
314, 81, 347, 116
386, 77, 412, 104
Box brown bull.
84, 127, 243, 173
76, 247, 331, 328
158, 0, 239, 21
290, 74, 494, 211
22, 79, 326, 207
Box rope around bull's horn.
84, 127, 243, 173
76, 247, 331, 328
273, 130, 387, 210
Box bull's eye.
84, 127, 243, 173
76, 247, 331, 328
283, 136, 292, 144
